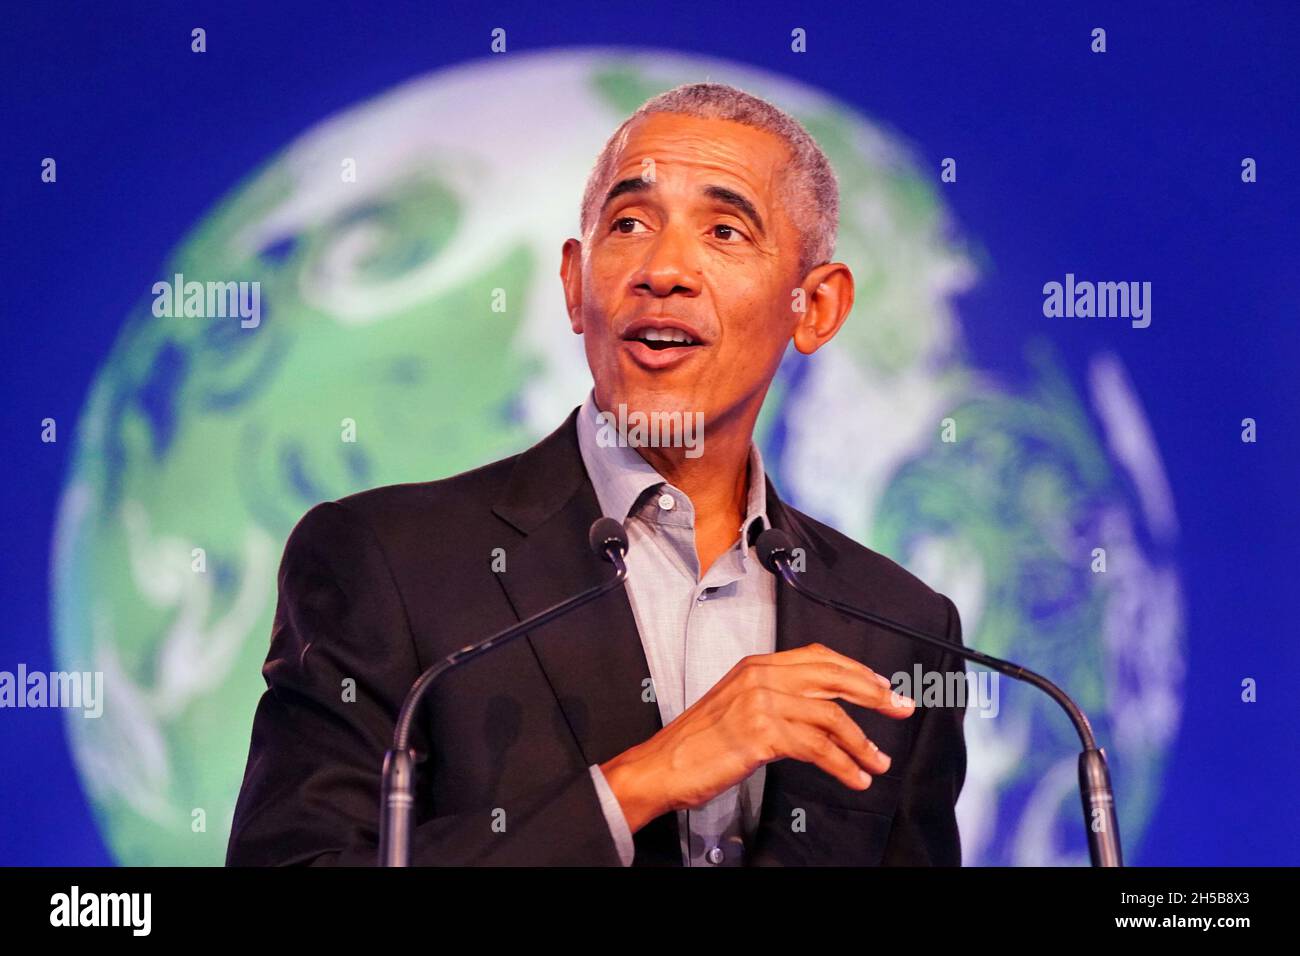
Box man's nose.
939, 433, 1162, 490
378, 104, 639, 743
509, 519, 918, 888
631, 222, 701, 297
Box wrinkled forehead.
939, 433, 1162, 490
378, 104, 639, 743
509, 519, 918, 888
600, 111, 797, 229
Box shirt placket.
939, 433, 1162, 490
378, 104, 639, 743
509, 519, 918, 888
683, 537, 750, 865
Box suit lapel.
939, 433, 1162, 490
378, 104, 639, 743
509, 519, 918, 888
491, 407, 681, 864
749, 480, 885, 865
488, 409, 891, 866
764, 476, 847, 660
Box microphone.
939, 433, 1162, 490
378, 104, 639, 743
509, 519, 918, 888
755, 527, 1123, 868
377, 516, 631, 866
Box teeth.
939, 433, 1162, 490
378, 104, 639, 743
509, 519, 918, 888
640, 327, 695, 345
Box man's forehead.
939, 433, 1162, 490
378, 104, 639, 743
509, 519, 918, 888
609, 112, 789, 185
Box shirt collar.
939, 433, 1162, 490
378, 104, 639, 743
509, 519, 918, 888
574, 387, 771, 548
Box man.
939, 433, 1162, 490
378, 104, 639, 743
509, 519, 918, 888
227, 82, 968, 867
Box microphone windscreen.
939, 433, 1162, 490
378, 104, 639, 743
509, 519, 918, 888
588, 517, 629, 559
755, 528, 794, 573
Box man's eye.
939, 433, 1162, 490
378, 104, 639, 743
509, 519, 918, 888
712, 223, 746, 242
611, 217, 646, 234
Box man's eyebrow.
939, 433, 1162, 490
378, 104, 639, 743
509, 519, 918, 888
599, 178, 766, 238
600, 177, 651, 216
702, 185, 765, 238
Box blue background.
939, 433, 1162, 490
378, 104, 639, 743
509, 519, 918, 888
2, 0, 1297, 865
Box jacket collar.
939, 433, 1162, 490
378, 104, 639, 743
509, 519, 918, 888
493, 405, 833, 570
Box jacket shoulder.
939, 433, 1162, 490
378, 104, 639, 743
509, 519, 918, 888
325, 447, 524, 534
786, 503, 957, 641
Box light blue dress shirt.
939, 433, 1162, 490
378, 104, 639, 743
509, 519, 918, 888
575, 389, 777, 866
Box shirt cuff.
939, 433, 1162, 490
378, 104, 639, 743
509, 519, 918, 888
588, 763, 635, 866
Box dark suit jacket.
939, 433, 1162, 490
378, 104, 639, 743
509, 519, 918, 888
226, 406, 968, 866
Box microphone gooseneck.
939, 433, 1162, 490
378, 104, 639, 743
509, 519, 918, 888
754, 527, 1123, 868
378, 517, 630, 866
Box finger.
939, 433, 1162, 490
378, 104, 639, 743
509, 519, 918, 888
749, 642, 856, 668
763, 643, 904, 691
765, 690, 892, 775
790, 661, 916, 718
772, 714, 877, 792
745, 659, 916, 719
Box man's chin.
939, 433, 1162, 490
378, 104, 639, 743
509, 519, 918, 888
601, 383, 701, 419
591, 386, 711, 460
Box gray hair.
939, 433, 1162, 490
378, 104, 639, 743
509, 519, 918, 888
579, 82, 839, 277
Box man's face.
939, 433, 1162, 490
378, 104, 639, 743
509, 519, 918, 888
561, 112, 817, 436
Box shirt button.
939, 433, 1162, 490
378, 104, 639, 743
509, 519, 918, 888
706, 846, 725, 865
657, 493, 675, 511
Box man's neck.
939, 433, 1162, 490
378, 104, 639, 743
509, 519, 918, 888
616, 398, 759, 576
589, 390, 762, 561
637, 435, 750, 536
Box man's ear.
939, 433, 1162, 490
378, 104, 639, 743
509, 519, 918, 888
560, 237, 584, 333
791, 262, 854, 355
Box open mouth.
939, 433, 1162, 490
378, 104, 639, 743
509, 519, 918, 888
626, 327, 699, 350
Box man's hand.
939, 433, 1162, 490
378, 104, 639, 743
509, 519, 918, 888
598, 642, 916, 833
